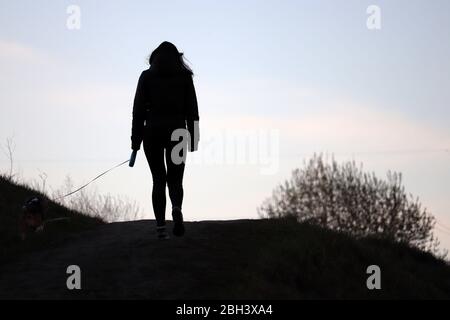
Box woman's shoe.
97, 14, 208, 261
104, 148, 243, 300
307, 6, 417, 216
156, 225, 170, 240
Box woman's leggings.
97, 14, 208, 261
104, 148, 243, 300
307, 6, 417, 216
143, 125, 187, 227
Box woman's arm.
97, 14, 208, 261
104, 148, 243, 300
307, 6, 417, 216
185, 75, 200, 151
131, 71, 146, 151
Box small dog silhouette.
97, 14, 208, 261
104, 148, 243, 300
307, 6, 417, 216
19, 196, 47, 240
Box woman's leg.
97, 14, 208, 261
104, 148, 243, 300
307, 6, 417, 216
143, 135, 167, 227
166, 136, 186, 237
165, 133, 186, 210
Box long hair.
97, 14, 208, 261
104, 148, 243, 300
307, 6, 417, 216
148, 41, 193, 76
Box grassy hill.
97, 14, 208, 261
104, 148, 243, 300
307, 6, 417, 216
0, 176, 449, 299
0, 175, 103, 264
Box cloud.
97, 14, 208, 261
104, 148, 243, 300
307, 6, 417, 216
198, 77, 450, 153
197, 77, 322, 117
0, 39, 46, 63
286, 103, 450, 152
208, 109, 448, 148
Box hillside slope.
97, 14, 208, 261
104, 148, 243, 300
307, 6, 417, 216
1, 176, 449, 299
0, 175, 103, 264
0, 218, 449, 299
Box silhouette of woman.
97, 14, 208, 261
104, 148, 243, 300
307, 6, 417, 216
131, 41, 199, 240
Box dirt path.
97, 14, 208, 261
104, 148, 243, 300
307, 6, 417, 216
0, 220, 250, 299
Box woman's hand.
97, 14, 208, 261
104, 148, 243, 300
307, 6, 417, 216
129, 149, 138, 167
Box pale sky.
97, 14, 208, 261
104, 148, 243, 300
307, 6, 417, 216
1, 0, 450, 250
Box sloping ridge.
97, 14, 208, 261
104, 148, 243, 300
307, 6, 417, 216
0, 176, 449, 299
0, 218, 449, 299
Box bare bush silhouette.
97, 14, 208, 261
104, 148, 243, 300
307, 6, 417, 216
259, 154, 442, 255
28, 170, 48, 195
0, 138, 141, 223
52, 176, 142, 222
0, 136, 17, 182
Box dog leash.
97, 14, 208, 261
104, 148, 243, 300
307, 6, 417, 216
54, 158, 131, 201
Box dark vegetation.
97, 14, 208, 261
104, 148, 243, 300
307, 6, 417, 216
0, 216, 449, 299
0, 175, 103, 265
259, 154, 443, 257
